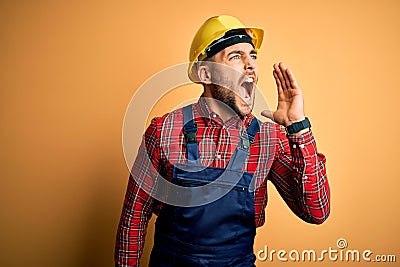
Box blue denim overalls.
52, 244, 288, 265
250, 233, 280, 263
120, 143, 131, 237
149, 105, 260, 267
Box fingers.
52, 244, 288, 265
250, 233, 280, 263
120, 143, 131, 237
286, 68, 299, 89
280, 62, 291, 89
273, 62, 288, 90
273, 62, 298, 90
272, 69, 283, 95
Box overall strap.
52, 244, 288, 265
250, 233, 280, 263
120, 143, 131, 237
182, 105, 200, 161
246, 117, 260, 144
226, 118, 261, 172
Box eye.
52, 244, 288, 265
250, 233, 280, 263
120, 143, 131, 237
229, 54, 241, 61
250, 54, 258, 60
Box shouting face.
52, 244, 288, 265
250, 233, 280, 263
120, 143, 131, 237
205, 42, 258, 117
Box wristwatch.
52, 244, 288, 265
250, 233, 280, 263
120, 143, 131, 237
286, 117, 311, 134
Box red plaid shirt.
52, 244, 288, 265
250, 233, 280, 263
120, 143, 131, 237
115, 97, 330, 266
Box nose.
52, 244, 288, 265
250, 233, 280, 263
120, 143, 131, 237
244, 55, 256, 71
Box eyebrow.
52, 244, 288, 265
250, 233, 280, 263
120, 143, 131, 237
226, 49, 257, 57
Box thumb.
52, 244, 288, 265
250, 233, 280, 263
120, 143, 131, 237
261, 110, 274, 121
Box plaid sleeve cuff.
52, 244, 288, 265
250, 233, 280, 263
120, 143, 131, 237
287, 130, 317, 158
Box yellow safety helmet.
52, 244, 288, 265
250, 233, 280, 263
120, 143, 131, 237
188, 15, 264, 82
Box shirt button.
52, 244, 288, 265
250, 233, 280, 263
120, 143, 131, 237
304, 175, 308, 180
216, 154, 221, 159
292, 144, 297, 148
299, 144, 305, 148
212, 113, 217, 118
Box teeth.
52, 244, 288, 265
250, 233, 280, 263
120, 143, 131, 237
245, 77, 254, 83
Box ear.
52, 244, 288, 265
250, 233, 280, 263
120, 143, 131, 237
197, 64, 212, 85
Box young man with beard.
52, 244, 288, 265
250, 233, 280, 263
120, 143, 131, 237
115, 15, 330, 267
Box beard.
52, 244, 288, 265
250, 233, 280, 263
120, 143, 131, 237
210, 84, 243, 116
209, 73, 254, 117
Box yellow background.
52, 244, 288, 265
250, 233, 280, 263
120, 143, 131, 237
1, 0, 399, 266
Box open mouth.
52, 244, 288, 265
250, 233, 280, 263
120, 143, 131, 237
240, 77, 255, 102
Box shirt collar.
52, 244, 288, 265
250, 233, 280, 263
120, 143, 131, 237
193, 96, 255, 129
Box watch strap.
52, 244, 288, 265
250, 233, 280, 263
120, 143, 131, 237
286, 117, 311, 134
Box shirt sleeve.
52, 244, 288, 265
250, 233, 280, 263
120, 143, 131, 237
115, 118, 162, 266
268, 128, 330, 224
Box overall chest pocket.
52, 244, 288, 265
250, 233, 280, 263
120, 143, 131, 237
171, 166, 255, 246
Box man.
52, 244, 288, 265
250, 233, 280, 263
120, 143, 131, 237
115, 15, 330, 266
